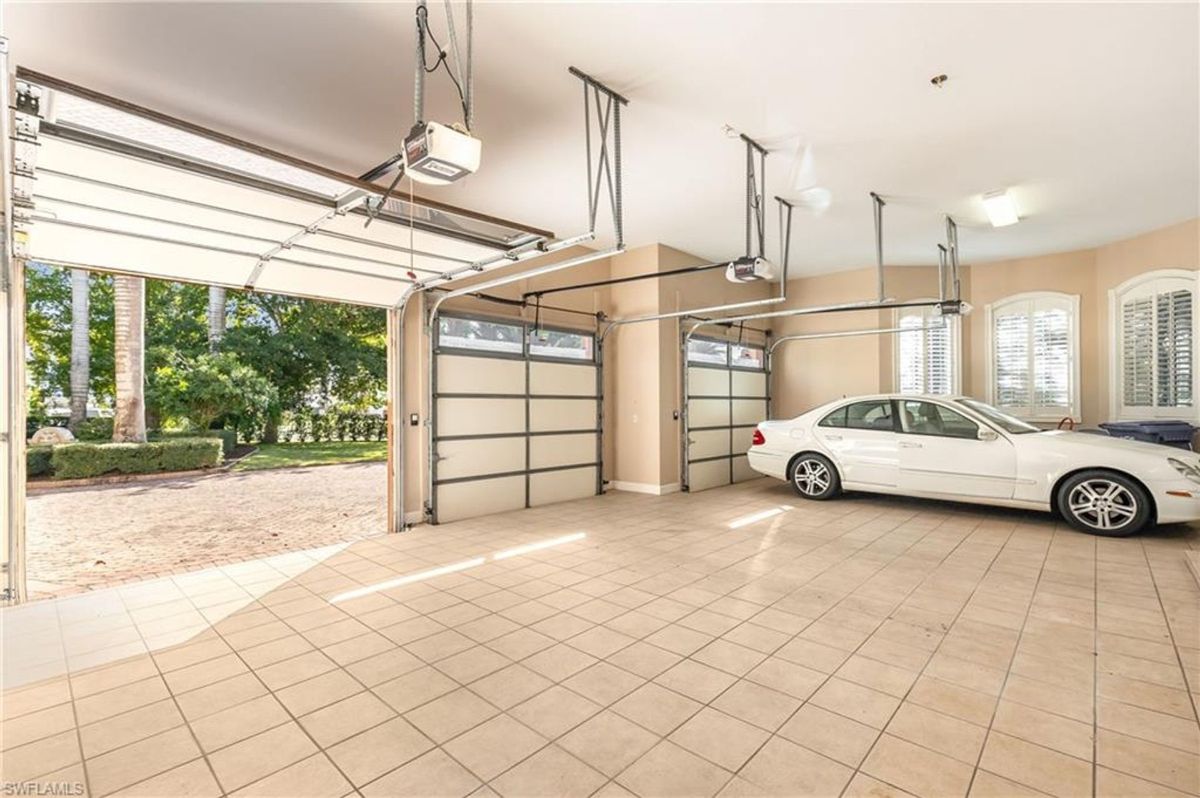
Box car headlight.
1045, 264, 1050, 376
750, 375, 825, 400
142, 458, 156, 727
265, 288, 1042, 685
1167, 457, 1200, 485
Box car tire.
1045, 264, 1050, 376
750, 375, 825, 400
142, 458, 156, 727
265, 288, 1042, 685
788, 453, 841, 501
1055, 469, 1152, 537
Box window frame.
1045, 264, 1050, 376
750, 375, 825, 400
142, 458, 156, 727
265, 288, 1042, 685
893, 301, 961, 396
984, 291, 1081, 423
1109, 269, 1200, 422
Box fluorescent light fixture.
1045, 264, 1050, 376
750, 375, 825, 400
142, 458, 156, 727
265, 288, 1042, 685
982, 190, 1020, 227
494, 533, 586, 561
329, 557, 486, 604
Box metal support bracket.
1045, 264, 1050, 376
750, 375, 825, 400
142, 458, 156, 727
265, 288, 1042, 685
743, 135, 767, 258
572, 66, 628, 248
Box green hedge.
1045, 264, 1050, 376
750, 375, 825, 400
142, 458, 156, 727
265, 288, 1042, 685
27, 445, 54, 477
153, 429, 237, 457
49, 438, 223, 480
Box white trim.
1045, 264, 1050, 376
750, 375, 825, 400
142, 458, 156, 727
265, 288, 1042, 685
609, 481, 680, 495
1108, 269, 1200, 423
893, 300, 961, 396
985, 291, 1081, 423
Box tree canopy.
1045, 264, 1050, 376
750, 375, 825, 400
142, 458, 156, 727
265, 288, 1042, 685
25, 264, 386, 438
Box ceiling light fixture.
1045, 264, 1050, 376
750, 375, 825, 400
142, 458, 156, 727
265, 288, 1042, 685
982, 189, 1020, 227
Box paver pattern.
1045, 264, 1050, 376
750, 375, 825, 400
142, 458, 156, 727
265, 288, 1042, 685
3, 479, 1198, 798
26, 462, 386, 600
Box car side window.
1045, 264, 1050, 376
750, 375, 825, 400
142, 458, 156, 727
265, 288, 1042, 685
844, 400, 895, 431
898, 400, 979, 439
819, 406, 848, 428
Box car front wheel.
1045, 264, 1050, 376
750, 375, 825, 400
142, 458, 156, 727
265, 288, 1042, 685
1056, 470, 1151, 537
789, 453, 840, 501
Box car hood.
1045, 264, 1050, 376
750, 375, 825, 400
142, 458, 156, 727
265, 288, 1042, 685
1023, 430, 1198, 461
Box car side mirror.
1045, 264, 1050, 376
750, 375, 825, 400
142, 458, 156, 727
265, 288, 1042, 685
978, 428, 999, 442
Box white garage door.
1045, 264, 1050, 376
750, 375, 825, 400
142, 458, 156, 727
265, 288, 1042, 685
432, 314, 601, 523
684, 336, 769, 492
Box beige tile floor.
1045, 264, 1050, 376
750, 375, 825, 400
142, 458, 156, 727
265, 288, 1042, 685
2, 478, 1199, 798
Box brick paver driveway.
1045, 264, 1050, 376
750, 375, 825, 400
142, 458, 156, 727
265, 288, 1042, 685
26, 461, 386, 601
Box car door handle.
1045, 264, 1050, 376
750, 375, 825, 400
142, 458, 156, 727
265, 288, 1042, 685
898, 441, 922, 449
825, 434, 842, 441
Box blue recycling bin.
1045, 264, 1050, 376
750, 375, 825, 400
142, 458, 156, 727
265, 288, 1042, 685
1098, 421, 1197, 450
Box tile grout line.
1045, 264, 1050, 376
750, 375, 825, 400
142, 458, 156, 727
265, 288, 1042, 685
829, 516, 1023, 798
961, 519, 1060, 798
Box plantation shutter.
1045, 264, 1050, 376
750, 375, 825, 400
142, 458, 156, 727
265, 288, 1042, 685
991, 295, 1076, 419
896, 308, 953, 395
1120, 281, 1193, 414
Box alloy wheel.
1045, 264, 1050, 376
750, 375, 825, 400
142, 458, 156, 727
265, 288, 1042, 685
1067, 479, 1138, 532
793, 459, 831, 497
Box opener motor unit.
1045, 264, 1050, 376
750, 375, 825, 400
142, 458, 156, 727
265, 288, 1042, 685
403, 122, 482, 186
725, 256, 780, 283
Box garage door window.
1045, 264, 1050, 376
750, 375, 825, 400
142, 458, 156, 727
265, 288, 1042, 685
896, 305, 956, 395
731, 344, 765, 370
438, 316, 524, 354
986, 292, 1079, 422
687, 338, 729, 365
528, 328, 594, 361
1111, 270, 1197, 420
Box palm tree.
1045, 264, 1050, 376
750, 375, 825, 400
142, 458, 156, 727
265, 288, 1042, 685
67, 269, 89, 433
112, 276, 146, 443
207, 285, 226, 352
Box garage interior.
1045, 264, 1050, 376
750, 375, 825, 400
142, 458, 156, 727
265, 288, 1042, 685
2, 4, 1199, 798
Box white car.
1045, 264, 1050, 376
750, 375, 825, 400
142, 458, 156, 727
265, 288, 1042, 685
747, 394, 1200, 537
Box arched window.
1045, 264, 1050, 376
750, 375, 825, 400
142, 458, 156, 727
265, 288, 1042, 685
894, 303, 958, 395
986, 292, 1080, 421
1110, 270, 1198, 420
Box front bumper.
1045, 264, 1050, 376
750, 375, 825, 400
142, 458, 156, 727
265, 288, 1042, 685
1151, 481, 1200, 524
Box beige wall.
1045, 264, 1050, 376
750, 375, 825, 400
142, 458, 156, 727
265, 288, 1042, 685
398, 218, 1200, 519
770, 218, 1199, 426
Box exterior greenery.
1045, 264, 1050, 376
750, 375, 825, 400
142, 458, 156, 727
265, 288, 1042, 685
232, 441, 387, 472
153, 429, 239, 458
47, 438, 223, 480
25, 264, 386, 443
26, 446, 54, 477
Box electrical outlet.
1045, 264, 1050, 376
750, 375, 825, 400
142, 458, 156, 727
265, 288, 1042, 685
409, 413, 419, 426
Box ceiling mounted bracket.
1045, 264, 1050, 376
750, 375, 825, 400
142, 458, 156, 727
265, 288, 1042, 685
743, 135, 768, 259
572, 66, 628, 249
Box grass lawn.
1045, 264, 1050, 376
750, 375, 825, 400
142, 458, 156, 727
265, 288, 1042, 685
232, 441, 387, 472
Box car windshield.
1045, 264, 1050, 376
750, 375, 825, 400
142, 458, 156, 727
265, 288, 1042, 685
956, 398, 1042, 434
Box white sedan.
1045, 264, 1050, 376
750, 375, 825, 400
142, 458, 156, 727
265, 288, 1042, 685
747, 394, 1200, 536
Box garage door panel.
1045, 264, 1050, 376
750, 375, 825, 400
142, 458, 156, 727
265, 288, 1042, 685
437, 437, 525, 480
530, 467, 597, 507
530, 434, 596, 470
688, 399, 730, 428
437, 476, 525, 523
732, 371, 767, 397
530, 362, 597, 396
437, 398, 525, 436
529, 398, 596, 432
732, 399, 768, 426
689, 460, 731, 492
438, 355, 525, 395
732, 456, 759, 483
732, 426, 759, 453
689, 429, 731, 460
688, 368, 729, 397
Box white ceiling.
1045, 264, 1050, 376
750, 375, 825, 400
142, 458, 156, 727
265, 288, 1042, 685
6, 2, 1198, 275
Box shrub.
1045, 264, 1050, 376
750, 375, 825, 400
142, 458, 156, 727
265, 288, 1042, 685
149, 352, 276, 433
153, 428, 238, 457
27, 445, 54, 477
50, 438, 223, 480
74, 417, 114, 441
